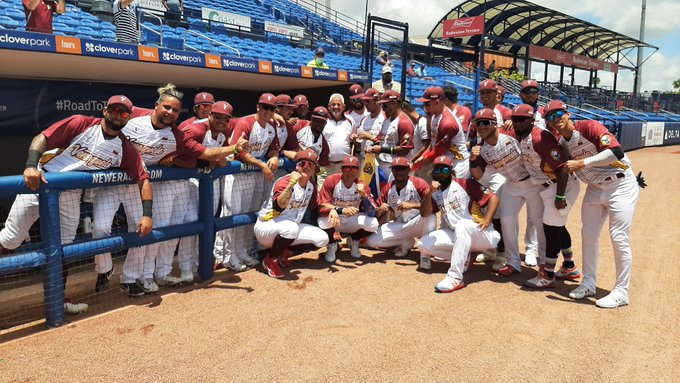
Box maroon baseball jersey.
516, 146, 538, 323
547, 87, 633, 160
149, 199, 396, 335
258, 174, 317, 223
230, 115, 279, 161
475, 131, 530, 182
431, 178, 493, 229
295, 121, 330, 166
430, 107, 469, 162
452, 105, 472, 134
519, 127, 565, 185
173, 120, 228, 167
178, 116, 199, 131
318, 173, 375, 215
378, 176, 430, 223
375, 112, 415, 163
23, 0, 59, 33
39, 115, 148, 181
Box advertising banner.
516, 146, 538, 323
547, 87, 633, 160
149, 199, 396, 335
663, 123, 680, 146
645, 122, 665, 146
442, 16, 485, 38
202, 7, 251, 31
82, 39, 138, 60
264, 21, 304, 39
529, 44, 619, 73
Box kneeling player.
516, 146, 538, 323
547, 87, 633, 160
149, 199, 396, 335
418, 156, 500, 293
254, 149, 329, 278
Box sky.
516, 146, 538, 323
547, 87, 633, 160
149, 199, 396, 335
329, 0, 680, 93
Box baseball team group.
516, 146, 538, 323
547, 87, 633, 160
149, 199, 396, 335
0, 78, 643, 314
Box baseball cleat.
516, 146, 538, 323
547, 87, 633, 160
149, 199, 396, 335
278, 249, 291, 268
120, 282, 145, 297
95, 266, 115, 293
137, 277, 159, 293
491, 254, 508, 272
434, 276, 465, 293
555, 265, 581, 280
523, 275, 556, 289
475, 249, 497, 263
347, 237, 361, 259
324, 242, 338, 263
64, 301, 88, 315
262, 256, 284, 278
497, 265, 520, 277
156, 275, 182, 287
595, 291, 629, 309
524, 252, 538, 267
568, 285, 596, 300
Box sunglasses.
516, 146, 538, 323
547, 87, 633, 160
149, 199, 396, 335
475, 120, 494, 127
107, 107, 130, 119
521, 89, 539, 95
433, 167, 451, 175
511, 117, 531, 123
342, 166, 359, 170
546, 110, 566, 122
298, 161, 316, 169
195, 104, 213, 110
260, 104, 276, 112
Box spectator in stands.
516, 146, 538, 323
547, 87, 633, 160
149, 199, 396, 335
407, 62, 418, 77
308, 47, 330, 69
113, 0, 139, 45
375, 50, 390, 66
162, 0, 183, 24
372, 65, 401, 94
22, 0, 65, 34
294, 94, 310, 119
415, 64, 434, 81
488, 59, 496, 72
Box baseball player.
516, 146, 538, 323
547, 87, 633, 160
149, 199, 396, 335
168, 101, 249, 283
469, 108, 546, 277
294, 94, 309, 119
215, 93, 280, 271
365, 157, 436, 257
255, 149, 328, 278
401, 101, 430, 163
0, 95, 152, 313
412, 86, 470, 180
318, 155, 379, 262
418, 156, 500, 293
443, 86, 473, 143
509, 104, 581, 289
178, 91, 215, 130
320, 93, 354, 185
363, 90, 415, 180
352, 88, 386, 162
275, 94, 302, 172
346, 84, 369, 128
519, 80, 546, 130
545, 100, 640, 308
295, 106, 330, 166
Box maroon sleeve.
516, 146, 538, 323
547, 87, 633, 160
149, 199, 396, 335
456, 106, 472, 133
41, 115, 99, 150
309, 183, 319, 211
319, 137, 330, 167
377, 182, 391, 206
282, 122, 300, 151
397, 113, 414, 150
118, 136, 149, 182
177, 116, 197, 131
457, 178, 492, 207
230, 116, 253, 161
498, 105, 512, 121
270, 175, 292, 203
578, 120, 621, 152
434, 110, 460, 150
130, 107, 153, 119
411, 176, 430, 199
534, 128, 565, 170
318, 174, 339, 205
176, 122, 209, 159
294, 119, 310, 133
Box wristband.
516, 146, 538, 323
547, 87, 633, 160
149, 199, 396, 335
289, 179, 298, 186
380, 146, 391, 154
554, 195, 566, 201
335, 207, 344, 215
233, 146, 239, 156
469, 160, 478, 168
25, 149, 42, 168
142, 200, 153, 217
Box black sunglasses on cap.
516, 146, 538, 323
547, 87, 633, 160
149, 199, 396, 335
521, 88, 539, 95
475, 120, 494, 127
259, 104, 276, 112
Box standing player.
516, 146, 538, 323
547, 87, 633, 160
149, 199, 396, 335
215, 93, 280, 271
353, 88, 386, 162
0, 95, 152, 312
365, 157, 436, 257
401, 100, 430, 165
469, 108, 546, 277
295, 106, 330, 166
346, 84, 369, 128
294, 94, 310, 119
545, 100, 640, 308
275, 94, 302, 171
418, 156, 500, 292
318, 155, 379, 262
178, 91, 214, 130
509, 104, 581, 289
255, 149, 329, 278
519, 80, 546, 130
412, 87, 470, 179
443, 86, 472, 143
365, 90, 415, 180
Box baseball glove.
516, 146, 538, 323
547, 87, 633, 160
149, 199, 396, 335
636, 171, 647, 188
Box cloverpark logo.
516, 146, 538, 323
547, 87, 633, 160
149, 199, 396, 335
163, 52, 170, 61
162, 51, 203, 64
84, 41, 135, 56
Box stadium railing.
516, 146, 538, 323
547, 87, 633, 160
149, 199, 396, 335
0, 159, 293, 328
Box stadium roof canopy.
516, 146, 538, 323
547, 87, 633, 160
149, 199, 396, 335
428, 0, 658, 67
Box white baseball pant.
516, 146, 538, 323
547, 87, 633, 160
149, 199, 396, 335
499, 179, 545, 271
539, 176, 581, 227
91, 184, 143, 277
365, 214, 436, 250
579, 173, 639, 299
254, 217, 329, 249
0, 189, 81, 249
318, 213, 379, 233
418, 221, 500, 280
153, 180, 187, 279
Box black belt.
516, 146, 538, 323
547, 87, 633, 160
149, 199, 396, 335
519, 175, 530, 182
603, 173, 625, 182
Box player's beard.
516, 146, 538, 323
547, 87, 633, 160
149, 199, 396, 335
105, 116, 126, 131
435, 174, 452, 190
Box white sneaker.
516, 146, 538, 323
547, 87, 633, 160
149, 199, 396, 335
325, 242, 338, 263
156, 275, 182, 287
64, 301, 88, 315
475, 249, 497, 263
595, 291, 629, 309
524, 252, 538, 267
491, 253, 508, 272
569, 284, 596, 300
347, 237, 361, 259
523, 275, 556, 289
434, 275, 465, 293
180, 270, 194, 284
137, 277, 159, 293
227, 258, 247, 272
394, 239, 414, 258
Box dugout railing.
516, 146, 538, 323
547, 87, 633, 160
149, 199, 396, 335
0, 159, 293, 328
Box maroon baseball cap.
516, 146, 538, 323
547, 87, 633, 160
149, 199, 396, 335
417, 86, 445, 103
474, 108, 496, 121
349, 84, 365, 100
211, 101, 233, 116
310, 106, 330, 121
341, 155, 360, 168
433, 155, 453, 168
194, 92, 215, 105
297, 148, 319, 166
478, 79, 498, 92
258, 93, 277, 107
361, 88, 380, 101
391, 157, 410, 168
543, 100, 568, 117
275, 94, 297, 108
520, 79, 540, 91
107, 95, 133, 112
512, 104, 534, 118
377, 89, 402, 104
294, 94, 309, 106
